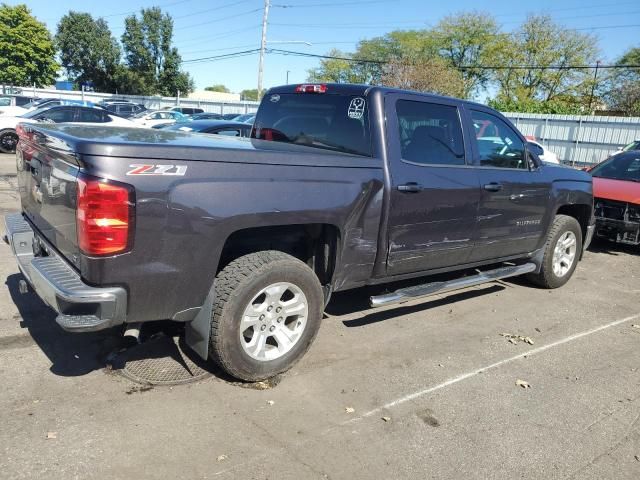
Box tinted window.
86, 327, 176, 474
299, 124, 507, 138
253, 93, 372, 157
118, 105, 133, 114
471, 111, 526, 169
213, 128, 242, 137
591, 154, 640, 182
396, 100, 465, 166
77, 108, 106, 123
36, 108, 75, 123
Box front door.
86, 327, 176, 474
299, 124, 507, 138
385, 95, 481, 276
466, 108, 552, 262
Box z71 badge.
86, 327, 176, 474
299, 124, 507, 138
126, 164, 187, 176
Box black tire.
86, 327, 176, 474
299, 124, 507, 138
526, 214, 583, 289
0, 129, 18, 154
209, 251, 323, 382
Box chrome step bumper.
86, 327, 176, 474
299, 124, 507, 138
370, 263, 537, 308
4, 213, 127, 332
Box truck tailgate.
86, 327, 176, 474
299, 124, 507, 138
16, 126, 81, 266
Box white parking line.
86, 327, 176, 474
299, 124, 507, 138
357, 313, 640, 420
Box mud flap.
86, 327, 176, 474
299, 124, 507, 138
184, 282, 216, 361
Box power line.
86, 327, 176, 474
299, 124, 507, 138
182, 49, 261, 64
174, 7, 263, 30
174, 25, 262, 46
173, 0, 256, 20
273, 0, 393, 7
267, 48, 640, 70
102, 0, 196, 18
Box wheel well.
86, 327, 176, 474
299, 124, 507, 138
218, 224, 340, 286
557, 204, 591, 240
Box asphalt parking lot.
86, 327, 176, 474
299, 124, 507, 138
0, 152, 638, 480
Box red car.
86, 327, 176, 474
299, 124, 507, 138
589, 151, 640, 245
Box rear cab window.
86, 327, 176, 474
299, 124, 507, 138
252, 89, 372, 157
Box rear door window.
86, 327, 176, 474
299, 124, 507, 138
36, 107, 75, 123
253, 92, 372, 157
396, 100, 465, 166
77, 108, 106, 123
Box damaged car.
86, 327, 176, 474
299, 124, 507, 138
590, 151, 640, 246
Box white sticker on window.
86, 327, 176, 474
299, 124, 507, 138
348, 97, 366, 119
270, 94, 280, 103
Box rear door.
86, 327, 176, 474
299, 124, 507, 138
465, 108, 552, 262
385, 94, 481, 275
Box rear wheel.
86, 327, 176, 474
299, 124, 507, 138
209, 251, 323, 381
527, 214, 582, 289
0, 129, 18, 154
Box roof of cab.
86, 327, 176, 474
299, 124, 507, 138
265, 83, 488, 110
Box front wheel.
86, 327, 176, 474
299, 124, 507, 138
527, 214, 583, 289
0, 129, 18, 154
209, 251, 323, 382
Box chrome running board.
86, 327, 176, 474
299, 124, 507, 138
369, 263, 536, 308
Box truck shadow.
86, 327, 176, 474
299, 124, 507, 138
327, 279, 505, 328
587, 237, 638, 256
6, 273, 124, 377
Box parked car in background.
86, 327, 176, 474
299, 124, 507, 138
0, 99, 96, 117
159, 119, 252, 137
0, 105, 135, 153
101, 102, 147, 118
130, 110, 186, 127
589, 151, 640, 246
233, 113, 255, 123
169, 106, 204, 115
525, 138, 560, 164
189, 112, 223, 120
0, 96, 37, 107
221, 113, 242, 120
609, 140, 640, 158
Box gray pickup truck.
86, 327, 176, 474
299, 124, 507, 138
5, 84, 595, 381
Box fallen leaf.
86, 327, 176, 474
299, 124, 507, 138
46, 432, 57, 440
438, 363, 444, 367
266, 400, 274, 406
509, 338, 518, 345
634, 454, 639, 462
523, 337, 534, 345
632, 324, 640, 329
516, 379, 531, 389
216, 455, 228, 462
345, 407, 355, 414
381, 416, 391, 422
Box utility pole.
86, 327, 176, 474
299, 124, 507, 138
286, 70, 290, 84
588, 60, 601, 113
257, 0, 271, 100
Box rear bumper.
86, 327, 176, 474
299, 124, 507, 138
4, 213, 127, 332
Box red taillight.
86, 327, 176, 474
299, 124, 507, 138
77, 175, 134, 256
295, 84, 327, 93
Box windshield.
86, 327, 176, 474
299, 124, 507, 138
622, 141, 640, 152
591, 153, 640, 182
20, 106, 54, 119
252, 92, 372, 157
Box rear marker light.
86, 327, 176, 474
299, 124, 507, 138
295, 84, 328, 93
77, 175, 134, 256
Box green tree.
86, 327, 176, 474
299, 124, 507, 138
430, 12, 500, 98
55, 12, 121, 92
121, 7, 194, 96
490, 15, 599, 107
205, 84, 230, 93
606, 47, 640, 115
380, 56, 465, 97
240, 89, 260, 101
0, 4, 57, 87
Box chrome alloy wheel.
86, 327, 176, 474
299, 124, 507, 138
552, 231, 577, 277
239, 282, 308, 361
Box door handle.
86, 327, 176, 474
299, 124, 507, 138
397, 183, 422, 193
483, 183, 503, 192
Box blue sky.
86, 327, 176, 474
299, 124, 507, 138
13, 0, 640, 94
